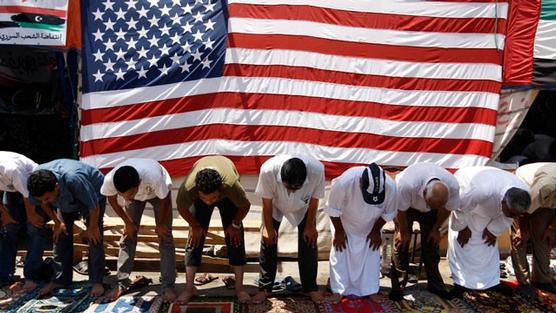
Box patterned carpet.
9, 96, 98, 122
324, 294, 393, 313
4, 286, 556, 312
1, 283, 93, 313
85, 295, 162, 313
384, 290, 474, 313
245, 295, 326, 313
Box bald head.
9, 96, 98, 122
424, 180, 449, 210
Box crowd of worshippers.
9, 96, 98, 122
1, 151, 556, 305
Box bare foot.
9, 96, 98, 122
329, 293, 342, 303
307, 291, 325, 303
0, 296, 16, 308
368, 293, 381, 303
105, 286, 126, 302
176, 286, 197, 304
251, 290, 268, 304
163, 287, 177, 303
13, 280, 38, 295
236, 289, 251, 304
38, 282, 63, 297
8, 281, 24, 293
91, 283, 105, 298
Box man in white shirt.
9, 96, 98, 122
0, 151, 47, 293
448, 167, 531, 297
100, 158, 176, 302
389, 163, 460, 301
511, 162, 556, 296
252, 155, 326, 303
326, 163, 397, 302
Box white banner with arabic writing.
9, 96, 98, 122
0, 0, 68, 46
491, 89, 539, 161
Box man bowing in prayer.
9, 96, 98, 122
511, 162, 556, 296
325, 163, 397, 302
27, 159, 106, 298
389, 163, 460, 301
253, 155, 326, 304
448, 166, 531, 297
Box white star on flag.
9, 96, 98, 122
93, 69, 104, 82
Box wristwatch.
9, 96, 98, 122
231, 220, 242, 229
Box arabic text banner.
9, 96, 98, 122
0, 0, 68, 46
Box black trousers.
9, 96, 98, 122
390, 208, 446, 292
185, 197, 246, 266
258, 212, 318, 293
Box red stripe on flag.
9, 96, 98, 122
98, 155, 389, 179
80, 124, 493, 157
502, 0, 540, 85
0, 5, 66, 18
227, 33, 504, 64
223, 64, 502, 93
80, 93, 498, 125
228, 4, 506, 34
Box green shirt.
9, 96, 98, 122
176, 156, 250, 209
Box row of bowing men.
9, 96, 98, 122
1, 151, 555, 305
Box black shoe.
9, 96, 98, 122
448, 285, 466, 299
428, 287, 454, 300
515, 284, 536, 299
533, 282, 556, 294
389, 289, 404, 302
487, 283, 514, 296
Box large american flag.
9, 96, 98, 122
80, 0, 507, 177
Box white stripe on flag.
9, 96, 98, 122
225, 48, 503, 81
82, 76, 501, 110
228, 17, 506, 49
81, 139, 491, 171
227, 0, 508, 19
79, 108, 495, 142
534, 19, 556, 60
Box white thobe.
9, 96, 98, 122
447, 166, 530, 289
325, 167, 398, 296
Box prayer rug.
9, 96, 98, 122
462, 289, 542, 313
385, 289, 475, 313
165, 297, 239, 313
323, 294, 393, 313
84, 295, 162, 313
244, 295, 327, 313
0, 286, 17, 310
1, 286, 41, 312
3, 283, 93, 313
513, 288, 556, 312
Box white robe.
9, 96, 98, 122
447, 167, 530, 289
325, 167, 398, 296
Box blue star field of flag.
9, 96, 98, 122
81, 0, 226, 93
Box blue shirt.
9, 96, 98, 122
32, 159, 105, 214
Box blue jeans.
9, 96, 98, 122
52, 199, 106, 285
0, 192, 48, 285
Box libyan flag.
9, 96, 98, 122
534, 0, 556, 87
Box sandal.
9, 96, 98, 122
73, 261, 110, 276
73, 261, 89, 275
194, 273, 219, 286
129, 276, 153, 291
282, 276, 302, 292
222, 276, 235, 289
273, 280, 286, 292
